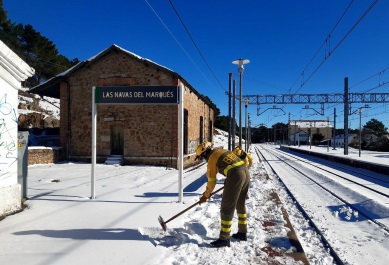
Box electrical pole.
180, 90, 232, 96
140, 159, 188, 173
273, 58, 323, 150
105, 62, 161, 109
344, 77, 349, 155
232, 58, 249, 147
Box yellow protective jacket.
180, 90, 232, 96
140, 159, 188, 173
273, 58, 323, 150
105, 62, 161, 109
203, 148, 244, 198
232, 148, 253, 168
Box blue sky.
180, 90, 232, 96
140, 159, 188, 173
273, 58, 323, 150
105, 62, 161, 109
4, 0, 389, 130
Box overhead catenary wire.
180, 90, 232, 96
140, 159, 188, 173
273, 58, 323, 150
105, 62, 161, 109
334, 66, 389, 127
268, 0, 381, 125
143, 0, 213, 88
168, 0, 226, 92
296, 0, 380, 95
325, 66, 389, 110
267, 0, 356, 124
303, 66, 389, 125
350, 67, 389, 91
286, 0, 356, 95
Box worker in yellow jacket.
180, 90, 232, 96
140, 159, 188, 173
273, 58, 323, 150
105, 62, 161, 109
196, 142, 250, 248
233, 146, 253, 200
232, 146, 253, 168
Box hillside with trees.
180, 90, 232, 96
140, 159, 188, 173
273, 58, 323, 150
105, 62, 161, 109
0, 0, 78, 87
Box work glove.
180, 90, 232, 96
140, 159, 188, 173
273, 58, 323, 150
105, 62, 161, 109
199, 195, 208, 204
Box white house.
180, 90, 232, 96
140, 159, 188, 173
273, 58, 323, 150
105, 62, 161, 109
289, 130, 309, 145
0, 40, 34, 217
333, 134, 358, 148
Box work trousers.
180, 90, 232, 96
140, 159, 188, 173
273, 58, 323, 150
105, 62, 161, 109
219, 165, 250, 240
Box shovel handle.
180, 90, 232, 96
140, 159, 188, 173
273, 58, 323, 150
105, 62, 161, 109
164, 186, 224, 224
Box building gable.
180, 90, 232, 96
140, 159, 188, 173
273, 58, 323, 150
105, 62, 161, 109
29, 44, 209, 106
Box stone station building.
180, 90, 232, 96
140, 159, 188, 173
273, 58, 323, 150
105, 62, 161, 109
30, 44, 216, 169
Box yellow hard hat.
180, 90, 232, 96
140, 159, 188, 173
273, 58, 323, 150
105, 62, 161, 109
195, 142, 213, 157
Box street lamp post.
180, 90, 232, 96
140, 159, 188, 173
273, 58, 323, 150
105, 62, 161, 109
232, 58, 250, 147
353, 104, 369, 157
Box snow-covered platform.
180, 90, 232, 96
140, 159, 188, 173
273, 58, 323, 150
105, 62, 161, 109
281, 145, 389, 175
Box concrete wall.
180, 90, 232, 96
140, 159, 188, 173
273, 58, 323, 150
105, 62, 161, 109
0, 78, 21, 216
0, 78, 18, 186
0, 40, 34, 217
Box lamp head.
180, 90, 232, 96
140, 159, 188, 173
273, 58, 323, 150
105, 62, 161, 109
232, 58, 250, 66
232, 58, 250, 73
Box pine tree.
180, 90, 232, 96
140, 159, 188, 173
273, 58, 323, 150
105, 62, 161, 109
364, 118, 388, 137
0, 2, 77, 87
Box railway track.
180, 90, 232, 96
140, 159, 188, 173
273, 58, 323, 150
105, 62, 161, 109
254, 144, 389, 265
268, 146, 389, 198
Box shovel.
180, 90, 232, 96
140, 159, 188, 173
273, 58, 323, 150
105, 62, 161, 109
158, 186, 224, 231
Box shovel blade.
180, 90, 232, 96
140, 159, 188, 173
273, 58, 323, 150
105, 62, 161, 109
158, 215, 167, 231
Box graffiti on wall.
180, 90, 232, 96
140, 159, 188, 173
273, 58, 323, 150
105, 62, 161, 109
0, 92, 18, 182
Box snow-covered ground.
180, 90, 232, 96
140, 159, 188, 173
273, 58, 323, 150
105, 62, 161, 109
284, 143, 389, 165
258, 144, 389, 264
0, 129, 388, 264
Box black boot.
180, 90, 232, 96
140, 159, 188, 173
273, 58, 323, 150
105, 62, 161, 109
231, 232, 247, 241
210, 238, 230, 248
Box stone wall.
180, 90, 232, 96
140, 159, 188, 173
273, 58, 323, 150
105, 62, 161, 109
28, 147, 64, 165
184, 85, 214, 149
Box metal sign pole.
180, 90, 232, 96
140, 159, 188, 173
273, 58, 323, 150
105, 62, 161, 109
178, 85, 184, 203
91, 86, 97, 199
91, 85, 179, 200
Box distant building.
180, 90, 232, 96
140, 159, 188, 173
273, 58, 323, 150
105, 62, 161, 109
332, 134, 358, 147
0, 40, 34, 216
289, 130, 309, 145
29, 44, 216, 168
288, 120, 332, 145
